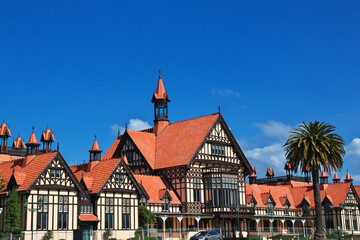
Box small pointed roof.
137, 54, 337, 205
89, 136, 102, 153
152, 71, 170, 102
333, 173, 340, 180
41, 128, 55, 142
284, 161, 292, 170
345, 172, 353, 182
303, 165, 311, 172
13, 136, 25, 149
266, 168, 275, 177
249, 166, 257, 178
0, 122, 11, 137
320, 170, 328, 178
26, 127, 40, 146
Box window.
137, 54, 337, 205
249, 201, 256, 207
105, 198, 114, 229
58, 196, 68, 230
345, 209, 350, 230
115, 174, 124, 183
302, 204, 310, 216
126, 152, 133, 162
284, 204, 290, 215
37, 196, 48, 230
162, 198, 170, 212
324, 204, 333, 229
204, 176, 238, 208
266, 202, 274, 215
348, 193, 355, 199
50, 169, 61, 179
211, 145, 225, 156
122, 199, 131, 229
353, 210, 358, 231
193, 178, 201, 202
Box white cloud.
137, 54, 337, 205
211, 88, 241, 98
255, 120, 292, 141
244, 143, 286, 177
346, 138, 360, 157
110, 119, 151, 136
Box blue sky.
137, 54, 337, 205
1, 1, 360, 183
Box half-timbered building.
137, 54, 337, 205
246, 165, 360, 238
70, 138, 147, 240
0, 129, 85, 240
101, 72, 255, 238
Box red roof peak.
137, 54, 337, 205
333, 173, 340, 180
266, 168, 275, 177
155, 70, 166, 99
284, 161, 292, 170
13, 136, 25, 149
41, 128, 55, 142
345, 172, 353, 181
89, 136, 102, 153
320, 170, 328, 178
0, 122, 11, 137
26, 127, 40, 146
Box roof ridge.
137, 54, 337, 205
169, 112, 219, 125
128, 130, 155, 136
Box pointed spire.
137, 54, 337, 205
89, 135, 102, 152
345, 172, 353, 183
26, 127, 40, 146
154, 71, 166, 100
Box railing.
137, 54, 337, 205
256, 175, 310, 184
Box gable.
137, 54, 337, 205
32, 153, 84, 194
192, 118, 251, 172
101, 163, 137, 193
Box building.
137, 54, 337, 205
246, 164, 360, 237
0, 72, 359, 239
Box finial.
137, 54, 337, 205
218, 105, 221, 113
347, 169, 349, 173
125, 123, 127, 131
57, 143, 59, 152
94, 135, 97, 140
81, 172, 84, 179
159, 70, 162, 79
118, 129, 120, 137
32, 126, 35, 133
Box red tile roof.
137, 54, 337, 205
102, 136, 121, 160
127, 130, 155, 169
155, 113, 219, 169
79, 214, 100, 222
134, 174, 181, 205
13, 136, 25, 149
0, 152, 57, 193
333, 173, 340, 180
320, 170, 328, 178
345, 173, 353, 181
71, 158, 131, 194
247, 181, 351, 209
0, 123, 11, 137
89, 139, 101, 152
26, 132, 40, 146
41, 129, 55, 142
153, 74, 167, 100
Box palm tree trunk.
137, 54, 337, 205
312, 169, 324, 240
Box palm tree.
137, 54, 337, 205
283, 121, 345, 240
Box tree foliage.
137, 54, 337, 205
103, 228, 113, 240
0, 174, 5, 193
5, 190, 21, 234
139, 205, 156, 226
284, 121, 345, 240
41, 230, 54, 240
284, 121, 345, 173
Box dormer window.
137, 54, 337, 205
249, 201, 256, 207
211, 145, 225, 156
162, 198, 170, 212
126, 152, 133, 162
284, 204, 290, 215
50, 169, 61, 179
302, 204, 310, 216
266, 202, 274, 215
115, 174, 124, 183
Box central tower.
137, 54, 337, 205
152, 71, 170, 135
